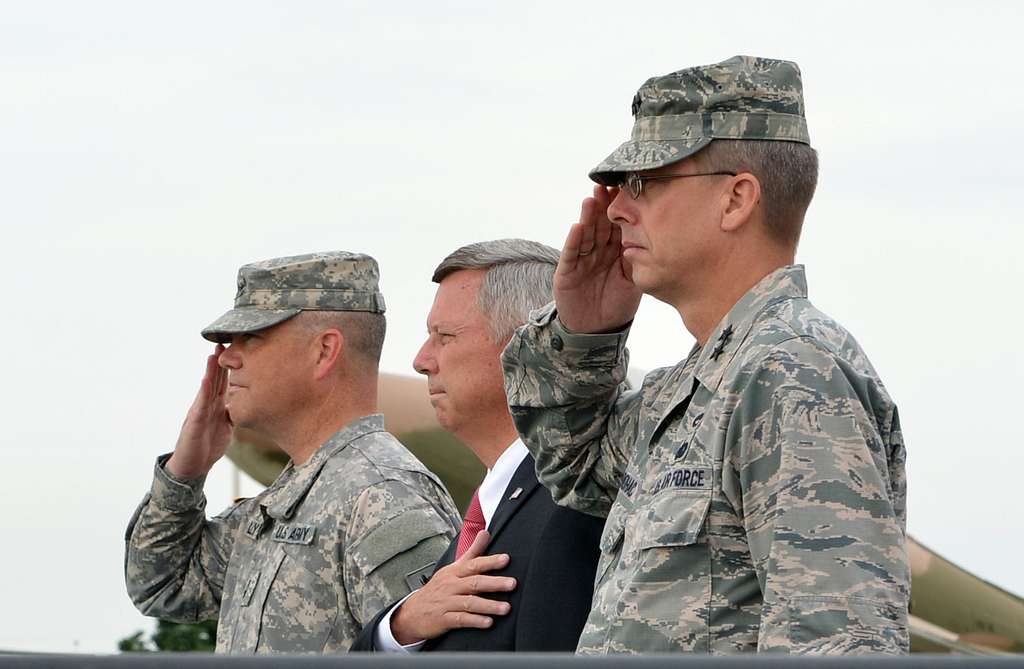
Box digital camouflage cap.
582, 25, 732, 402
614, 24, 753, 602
590, 55, 811, 186
201, 251, 386, 343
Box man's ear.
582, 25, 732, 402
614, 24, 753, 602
720, 172, 761, 233
312, 329, 344, 381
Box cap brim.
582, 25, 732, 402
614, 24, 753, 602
200, 308, 302, 343
589, 137, 712, 186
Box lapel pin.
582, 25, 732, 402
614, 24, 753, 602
509, 487, 523, 500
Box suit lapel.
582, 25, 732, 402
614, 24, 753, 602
429, 453, 539, 578
433, 537, 458, 574
485, 454, 540, 546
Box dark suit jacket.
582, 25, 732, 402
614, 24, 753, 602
350, 453, 604, 652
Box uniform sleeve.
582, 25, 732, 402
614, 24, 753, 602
722, 338, 910, 654
343, 478, 459, 626
124, 455, 244, 623
501, 303, 641, 518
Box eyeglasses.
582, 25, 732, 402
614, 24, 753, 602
620, 170, 737, 199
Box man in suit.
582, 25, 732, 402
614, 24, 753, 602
351, 239, 604, 652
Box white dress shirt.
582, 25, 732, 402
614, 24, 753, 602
374, 439, 529, 652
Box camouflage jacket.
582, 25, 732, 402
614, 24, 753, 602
502, 265, 909, 654
125, 414, 460, 653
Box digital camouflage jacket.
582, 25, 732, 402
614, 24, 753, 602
125, 414, 459, 653
502, 265, 909, 654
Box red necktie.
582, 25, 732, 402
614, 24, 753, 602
455, 488, 486, 559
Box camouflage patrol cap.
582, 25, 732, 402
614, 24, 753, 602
201, 251, 386, 343
590, 55, 811, 185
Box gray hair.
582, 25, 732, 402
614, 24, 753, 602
432, 239, 559, 343
295, 310, 386, 366
696, 139, 819, 247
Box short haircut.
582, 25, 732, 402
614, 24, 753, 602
295, 310, 386, 366
695, 139, 819, 247
432, 239, 559, 343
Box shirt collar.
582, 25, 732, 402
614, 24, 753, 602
261, 414, 387, 520
693, 264, 808, 391
477, 439, 529, 527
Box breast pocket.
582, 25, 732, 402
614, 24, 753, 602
632, 488, 712, 583
614, 489, 714, 651
594, 502, 627, 590
257, 543, 337, 653
226, 550, 288, 654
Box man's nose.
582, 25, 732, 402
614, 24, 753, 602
412, 341, 435, 376
218, 342, 241, 369
606, 187, 634, 227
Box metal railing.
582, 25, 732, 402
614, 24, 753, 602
0, 655, 1022, 668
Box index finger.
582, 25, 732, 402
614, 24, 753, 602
558, 221, 585, 274
458, 552, 510, 577
212, 344, 227, 397
559, 189, 605, 271
593, 184, 618, 212
458, 530, 491, 562
193, 346, 225, 411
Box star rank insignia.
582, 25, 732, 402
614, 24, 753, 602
710, 324, 734, 361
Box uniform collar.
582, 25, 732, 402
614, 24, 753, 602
261, 413, 386, 520
692, 264, 808, 392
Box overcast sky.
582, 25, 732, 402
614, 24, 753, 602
1, 0, 1021, 654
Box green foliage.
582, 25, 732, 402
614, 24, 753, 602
117, 630, 148, 652
118, 619, 218, 653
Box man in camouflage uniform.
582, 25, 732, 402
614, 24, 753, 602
125, 252, 460, 653
502, 56, 909, 654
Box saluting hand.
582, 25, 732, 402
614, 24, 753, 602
554, 185, 643, 333
390, 530, 516, 645
165, 345, 233, 480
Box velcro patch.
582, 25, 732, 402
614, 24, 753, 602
649, 467, 711, 495
244, 517, 265, 539
404, 562, 437, 592
272, 523, 316, 545
620, 472, 640, 499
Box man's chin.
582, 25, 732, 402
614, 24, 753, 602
226, 406, 253, 431
431, 407, 446, 425
627, 264, 662, 296
432, 408, 456, 433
